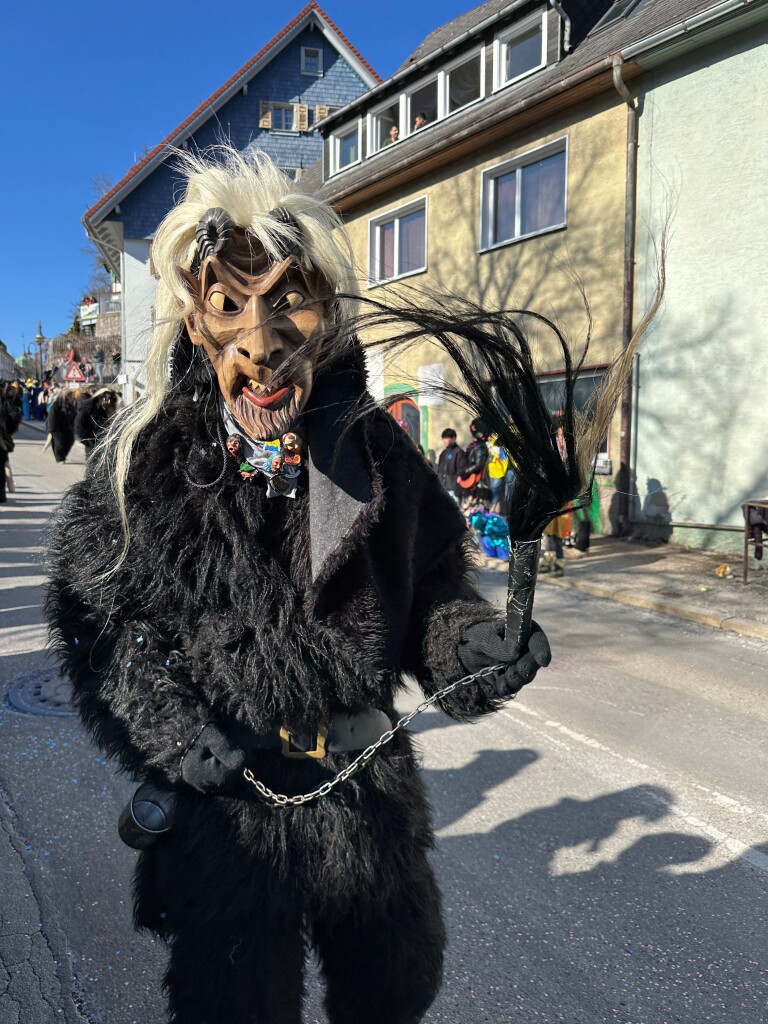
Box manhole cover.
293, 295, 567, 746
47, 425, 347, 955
6, 671, 76, 717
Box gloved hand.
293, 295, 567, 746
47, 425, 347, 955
458, 619, 551, 698
180, 723, 246, 793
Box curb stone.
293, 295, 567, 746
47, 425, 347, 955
538, 574, 768, 642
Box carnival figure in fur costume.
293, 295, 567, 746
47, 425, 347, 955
46, 149, 553, 1024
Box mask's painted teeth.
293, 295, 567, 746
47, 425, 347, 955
248, 378, 267, 395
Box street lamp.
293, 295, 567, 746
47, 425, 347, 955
33, 321, 45, 383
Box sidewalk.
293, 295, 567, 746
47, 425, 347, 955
480, 536, 768, 642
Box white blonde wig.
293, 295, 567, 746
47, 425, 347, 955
97, 145, 359, 576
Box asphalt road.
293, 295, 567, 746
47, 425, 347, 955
1, 424, 767, 1023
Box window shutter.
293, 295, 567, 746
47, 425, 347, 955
259, 101, 272, 129
295, 104, 309, 132
315, 104, 329, 122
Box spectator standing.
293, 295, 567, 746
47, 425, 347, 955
436, 427, 465, 502
93, 345, 105, 383
111, 348, 122, 380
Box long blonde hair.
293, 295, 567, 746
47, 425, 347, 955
95, 145, 359, 577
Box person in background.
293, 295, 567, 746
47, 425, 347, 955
413, 111, 427, 131
437, 427, 465, 502
387, 125, 399, 145
111, 348, 122, 380
93, 345, 105, 384
487, 435, 509, 512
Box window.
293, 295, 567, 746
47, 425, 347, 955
538, 369, 609, 455
369, 199, 427, 284
259, 102, 308, 132
301, 46, 323, 75
446, 52, 482, 113
331, 122, 362, 173
407, 78, 438, 134
480, 140, 566, 249
271, 103, 295, 131
494, 11, 546, 90
368, 101, 402, 155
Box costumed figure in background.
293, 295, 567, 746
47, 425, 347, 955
46, 388, 79, 463
75, 387, 119, 458
0, 383, 19, 504
457, 417, 490, 502
46, 149, 552, 1024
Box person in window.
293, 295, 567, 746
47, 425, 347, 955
387, 125, 400, 145
413, 111, 428, 131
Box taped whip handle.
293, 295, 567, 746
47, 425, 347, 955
504, 539, 541, 649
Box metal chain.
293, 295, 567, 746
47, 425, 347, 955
243, 663, 507, 808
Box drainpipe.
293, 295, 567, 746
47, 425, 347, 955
612, 54, 639, 535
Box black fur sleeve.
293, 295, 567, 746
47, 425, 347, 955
45, 475, 211, 784
404, 535, 505, 722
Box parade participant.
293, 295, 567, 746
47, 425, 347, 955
46, 389, 79, 463
74, 387, 119, 457
46, 148, 551, 1024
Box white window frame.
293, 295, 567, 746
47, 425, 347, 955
368, 197, 428, 287
479, 138, 568, 252
442, 46, 485, 117
301, 46, 323, 76
330, 120, 363, 175
493, 10, 547, 92
367, 96, 406, 156
270, 102, 297, 132
404, 72, 439, 137
404, 47, 485, 139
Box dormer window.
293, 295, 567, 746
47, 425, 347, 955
407, 78, 438, 135
369, 100, 403, 155
494, 10, 547, 91
331, 122, 362, 174
446, 51, 482, 113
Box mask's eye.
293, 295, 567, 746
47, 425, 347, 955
206, 288, 240, 313
270, 289, 305, 315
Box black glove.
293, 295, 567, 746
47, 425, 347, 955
458, 619, 551, 698
180, 723, 246, 793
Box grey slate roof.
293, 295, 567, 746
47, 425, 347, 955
395, 0, 616, 72
315, 0, 747, 206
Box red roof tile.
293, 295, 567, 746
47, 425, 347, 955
83, 1, 380, 223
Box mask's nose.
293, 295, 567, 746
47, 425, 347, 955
235, 294, 284, 367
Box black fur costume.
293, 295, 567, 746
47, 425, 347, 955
74, 389, 118, 457
47, 392, 77, 462
46, 338, 509, 1024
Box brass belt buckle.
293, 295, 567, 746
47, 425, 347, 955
279, 724, 328, 760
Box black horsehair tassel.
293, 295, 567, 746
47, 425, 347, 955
325, 276, 664, 649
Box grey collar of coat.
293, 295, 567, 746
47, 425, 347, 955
303, 355, 384, 587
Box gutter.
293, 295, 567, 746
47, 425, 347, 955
621, 0, 763, 62
612, 54, 639, 537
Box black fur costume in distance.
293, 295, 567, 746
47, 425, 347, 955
46, 335, 537, 1024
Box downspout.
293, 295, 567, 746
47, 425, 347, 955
548, 1, 572, 52
612, 54, 639, 535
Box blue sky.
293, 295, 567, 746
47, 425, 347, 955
1, 0, 476, 361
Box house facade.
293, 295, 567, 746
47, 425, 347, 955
83, 1, 378, 399
630, 6, 768, 552
314, 0, 768, 543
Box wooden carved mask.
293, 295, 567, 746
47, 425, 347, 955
182, 208, 334, 441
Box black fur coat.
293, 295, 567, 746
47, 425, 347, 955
46, 347, 501, 934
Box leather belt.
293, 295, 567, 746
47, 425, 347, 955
239, 710, 393, 761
